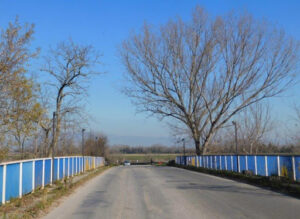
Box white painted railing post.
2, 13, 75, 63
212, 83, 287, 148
63, 158, 65, 179
265, 156, 268, 177
2, 164, 6, 204
76, 157, 78, 174
42, 159, 45, 189
245, 155, 248, 171
254, 156, 257, 175
277, 156, 280, 176
68, 158, 70, 178
220, 156, 222, 170
231, 156, 233, 171
19, 162, 23, 198
32, 161, 35, 191
57, 158, 60, 180
238, 156, 240, 173
292, 156, 296, 181
225, 156, 227, 170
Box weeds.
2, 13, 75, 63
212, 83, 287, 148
0, 166, 110, 218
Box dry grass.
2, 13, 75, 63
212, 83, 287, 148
0, 166, 110, 219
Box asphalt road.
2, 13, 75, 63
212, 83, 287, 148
43, 166, 300, 219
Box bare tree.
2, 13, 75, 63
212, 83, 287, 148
42, 40, 100, 157
227, 103, 273, 154
120, 7, 299, 155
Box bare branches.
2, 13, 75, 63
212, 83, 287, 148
120, 7, 300, 155
42, 39, 100, 157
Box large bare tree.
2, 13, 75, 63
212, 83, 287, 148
42, 40, 99, 157
120, 7, 299, 155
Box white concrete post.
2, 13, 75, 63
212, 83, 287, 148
57, 159, 60, 180
245, 155, 248, 171
225, 156, 227, 170
277, 156, 280, 176
32, 161, 35, 190
2, 164, 7, 204
220, 156, 222, 170
19, 162, 23, 198
68, 158, 70, 178
292, 156, 296, 181
42, 159, 45, 189
231, 156, 233, 171
254, 156, 257, 175
238, 156, 240, 173
76, 157, 78, 174
63, 158, 65, 179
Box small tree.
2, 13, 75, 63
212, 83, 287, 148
7, 78, 43, 158
120, 7, 299, 155
0, 18, 38, 151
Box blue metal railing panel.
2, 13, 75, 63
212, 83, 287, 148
6, 163, 20, 201
35, 160, 43, 188
221, 156, 226, 170
247, 156, 255, 174
22, 161, 32, 195
226, 156, 232, 171
65, 158, 69, 176
53, 158, 58, 181
267, 156, 278, 176
232, 156, 238, 172
214, 156, 221, 170
44, 159, 51, 185
59, 158, 64, 179
239, 156, 246, 172
256, 156, 266, 176
70, 157, 73, 174
280, 156, 293, 178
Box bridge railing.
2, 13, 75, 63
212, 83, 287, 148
0, 156, 105, 205
176, 155, 300, 182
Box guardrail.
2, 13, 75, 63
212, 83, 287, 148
176, 155, 300, 182
0, 156, 105, 205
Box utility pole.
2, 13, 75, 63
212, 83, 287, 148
82, 128, 85, 172
51, 111, 56, 183
232, 121, 239, 171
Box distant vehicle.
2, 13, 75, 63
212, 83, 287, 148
123, 160, 131, 166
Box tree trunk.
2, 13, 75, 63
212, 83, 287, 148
34, 133, 38, 158
195, 139, 201, 155
44, 129, 49, 157
49, 102, 61, 157
202, 133, 213, 155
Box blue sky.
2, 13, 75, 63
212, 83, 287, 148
1, 0, 300, 146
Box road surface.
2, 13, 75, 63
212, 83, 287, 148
43, 166, 300, 219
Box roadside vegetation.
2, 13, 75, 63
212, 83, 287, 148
0, 166, 110, 218
169, 162, 300, 199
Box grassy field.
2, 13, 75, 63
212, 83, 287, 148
107, 153, 178, 164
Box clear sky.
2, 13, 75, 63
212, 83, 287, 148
1, 0, 300, 146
